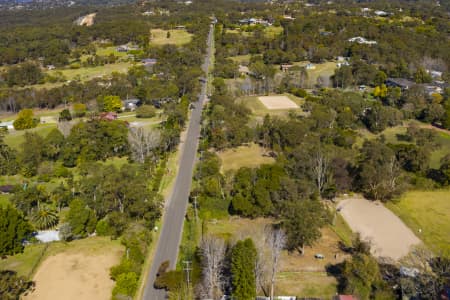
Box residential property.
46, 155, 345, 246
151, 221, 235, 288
306, 63, 316, 70
98, 112, 118, 121
280, 63, 294, 72
386, 78, 415, 90
122, 98, 142, 111
348, 36, 377, 45
142, 58, 157, 70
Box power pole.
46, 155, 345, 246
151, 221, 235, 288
193, 196, 198, 222
183, 260, 192, 289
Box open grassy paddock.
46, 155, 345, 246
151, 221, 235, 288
386, 189, 450, 253
217, 143, 275, 173
4, 123, 57, 150
292, 61, 337, 88
47, 61, 132, 82
237, 93, 305, 118
150, 29, 193, 46
206, 217, 350, 298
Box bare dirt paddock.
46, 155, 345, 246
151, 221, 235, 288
24, 239, 123, 300
258, 95, 299, 110
338, 196, 421, 261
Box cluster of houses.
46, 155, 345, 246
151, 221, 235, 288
116, 44, 140, 53
386, 77, 447, 95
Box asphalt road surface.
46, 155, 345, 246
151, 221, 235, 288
142, 24, 214, 300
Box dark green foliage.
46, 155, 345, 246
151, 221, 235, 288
135, 105, 156, 118
0, 270, 34, 300
18, 132, 45, 177
61, 120, 129, 167
4, 62, 44, 87
282, 200, 329, 254
356, 140, 403, 200
231, 238, 257, 300
11, 185, 48, 216
0, 132, 18, 175
153, 270, 184, 291
342, 253, 394, 300
66, 199, 97, 238
0, 206, 33, 256
30, 206, 59, 230
43, 128, 65, 161
230, 165, 284, 217
58, 109, 72, 122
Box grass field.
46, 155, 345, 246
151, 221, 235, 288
206, 217, 349, 298
0, 243, 48, 277
237, 93, 305, 118
47, 62, 132, 82
387, 190, 450, 253
0, 194, 11, 207
217, 143, 275, 173
4, 123, 57, 150
226, 26, 283, 39
150, 29, 192, 46
292, 61, 337, 88
229, 54, 251, 64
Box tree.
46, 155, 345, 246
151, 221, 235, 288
66, 199, 97, 238
44, 128, 65, 161
135, 105, 156, 118
128, 127, 160, 163
0, 206, 33, 256
0, 132, 18, 175
18, 132, 45, 177
282, 200, 328, 254
99, 95, 122, 112
30, 206, 59, 230
112, 272, 138, 300
266, 228, 286, 300
72, 103, 87, 117
0, 270, 34, 300
59, 109, 72, 121
199, 235, 226, 299
231, 238, 257, 300
342, 253, 393, 300
13, 109, 39, 130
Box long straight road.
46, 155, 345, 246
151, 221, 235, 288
142, 23, 214, 300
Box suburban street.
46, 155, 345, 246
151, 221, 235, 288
142, 23, 214, 300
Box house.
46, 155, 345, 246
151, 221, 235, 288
337, 61, 350, 68
374, 10, 389, 17
142, 11, 154, 16
152, 97, 174, 108
348, 36, 377, 45
0, 185, 14, 194
320, 31, 333, 36
400, 266, 420, 278
142, 58, 157, 70
122, 98, 141, 111
175, 25, 186, 30
116, 45, 130, 52
283, 15, 295, 20
427, 69, 443, 79
424, 85, 443, 95
280, 63, 294, 72
0, 121, 14, 130
98, 112, 118, 121
386, 78, 415, 90
306, 63, 316, 70
239, 65, 250, 76
46, 64, 56, 70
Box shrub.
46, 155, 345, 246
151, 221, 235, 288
95, 218, 112, 236
136, 105, 156, 118
72, 103, 87, 118
59, 109, 72, 121
112, 272, 138, 299
13, 109, 39, 130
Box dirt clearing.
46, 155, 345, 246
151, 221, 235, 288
338, 196, 421, 260
258, 95, 299, 110
24, 238, 123, 300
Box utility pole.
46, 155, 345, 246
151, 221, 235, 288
193, 196, 198, 222
183, 260, 192, 288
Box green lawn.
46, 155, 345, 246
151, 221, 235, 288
386, 189, 450, 253
217, 143, 275, 173
150, 29, 192, 46
430, 131, 450, 168
0, 243, 48, 277
291, 61, 337, 88
228, 54, 251, 64
4, 123, 57, 150
276, 271, 338, 299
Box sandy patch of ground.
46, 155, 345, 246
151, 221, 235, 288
258, 95, 299, 110
77, 13, 97, 26
23, 251, 120, 300
338, 196, 421, 260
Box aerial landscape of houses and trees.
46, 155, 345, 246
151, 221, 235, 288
0, 0, 449, 299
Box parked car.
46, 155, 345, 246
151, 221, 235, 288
314, 253, 325, 259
